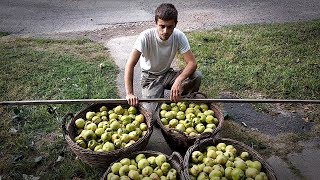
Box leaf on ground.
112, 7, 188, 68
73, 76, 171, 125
9, 127, 18, 133
56, 155, 64, 162
34, 156, 43, 163
22, 174, 40, 180
13, 154, 24, 162
12, 115, 22, 122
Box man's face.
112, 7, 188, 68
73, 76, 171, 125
156, 19, 176, 41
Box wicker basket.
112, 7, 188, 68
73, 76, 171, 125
102, 150, 185, 180
155, 102, 224, 155
63, 102, 153, 170
183, 138, 277, 180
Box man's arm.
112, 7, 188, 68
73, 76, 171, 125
125, 49, 141, 106
170, 50, 197, 102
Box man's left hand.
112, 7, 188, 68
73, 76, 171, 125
170, 80, 182, 102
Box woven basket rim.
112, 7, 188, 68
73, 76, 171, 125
101, 150, 184, 180
183, 137, 277, 180
64, 103, 153, 168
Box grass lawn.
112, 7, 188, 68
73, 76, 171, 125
0, 37, 118, 179
187, 20, 319, 100
0, 19, 319, 179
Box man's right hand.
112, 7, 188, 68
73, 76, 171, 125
126, 94, 139, 106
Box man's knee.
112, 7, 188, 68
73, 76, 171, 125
190, 70, 202, 85
182, 70, 202, 95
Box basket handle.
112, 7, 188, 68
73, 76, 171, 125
61, 113, 74, 137
182, 146, 196, 179
168, 151, 183, 171
138, 103, 155, 128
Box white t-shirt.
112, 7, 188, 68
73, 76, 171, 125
133, 28, 190, 75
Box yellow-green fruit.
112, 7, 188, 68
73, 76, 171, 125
76, 139, 87, 148
111, 162, 122, 174
245, 167, 259, 178
75, 118, 86, 129
135, 114, 145, 123
103, 142, 115, 152
128, 170, 140, 180
95, 128, 104, 137
86, 111, 95, 120
92, 116, 101, 124
86, 123, 97, 132
109, 113, 118, 120
135, 154, 146, 163
231, 168, 245, 180
119, 165, 130, 176
110, 121, 121, 131
88, 139, 98, 150
81, 129, 96, 141
100, 106, 108, 112
94, 144, 103, 151
120, 158, 131, 166
114, 105, 125, 115
128, 106, 138, 115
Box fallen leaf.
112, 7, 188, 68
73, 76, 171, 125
9, 128, 18, 133
22, 174, 40, 180
34, 156, 43, 163
56, 156, 64, 162
241, 122, 247, 127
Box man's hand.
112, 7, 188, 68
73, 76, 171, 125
126, 94, 139, 106
170, 50, 197, 102
125, 49, 141, 107
170, 79, 182, 102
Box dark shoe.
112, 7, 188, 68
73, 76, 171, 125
183, 92, 207, 99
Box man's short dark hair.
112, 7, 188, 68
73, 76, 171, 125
155, 3, 178, 24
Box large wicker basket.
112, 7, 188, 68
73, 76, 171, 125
102, 150, 185, 180
63, 102, 153, 170
183, 138, 277, 180
155, 102, 224, 155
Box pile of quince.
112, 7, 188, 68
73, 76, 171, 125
159, 102, 219, 136
188, 142, 269, 180
106, 153, 178, 180
74, 105, 148, 152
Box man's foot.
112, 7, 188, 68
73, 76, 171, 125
183, 92, 207, 99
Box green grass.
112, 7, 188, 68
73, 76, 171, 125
0, 37, 118, 179
187, 20, 320, 100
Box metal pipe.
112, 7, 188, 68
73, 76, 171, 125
0, 98, 319, 106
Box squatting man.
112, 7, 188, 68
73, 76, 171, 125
124, 3, 202, 114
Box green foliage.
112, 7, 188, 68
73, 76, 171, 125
188, 20, 320, 99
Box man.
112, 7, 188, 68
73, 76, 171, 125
125, 3, 202, 109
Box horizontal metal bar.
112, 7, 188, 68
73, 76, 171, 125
0, 98, 319, 106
